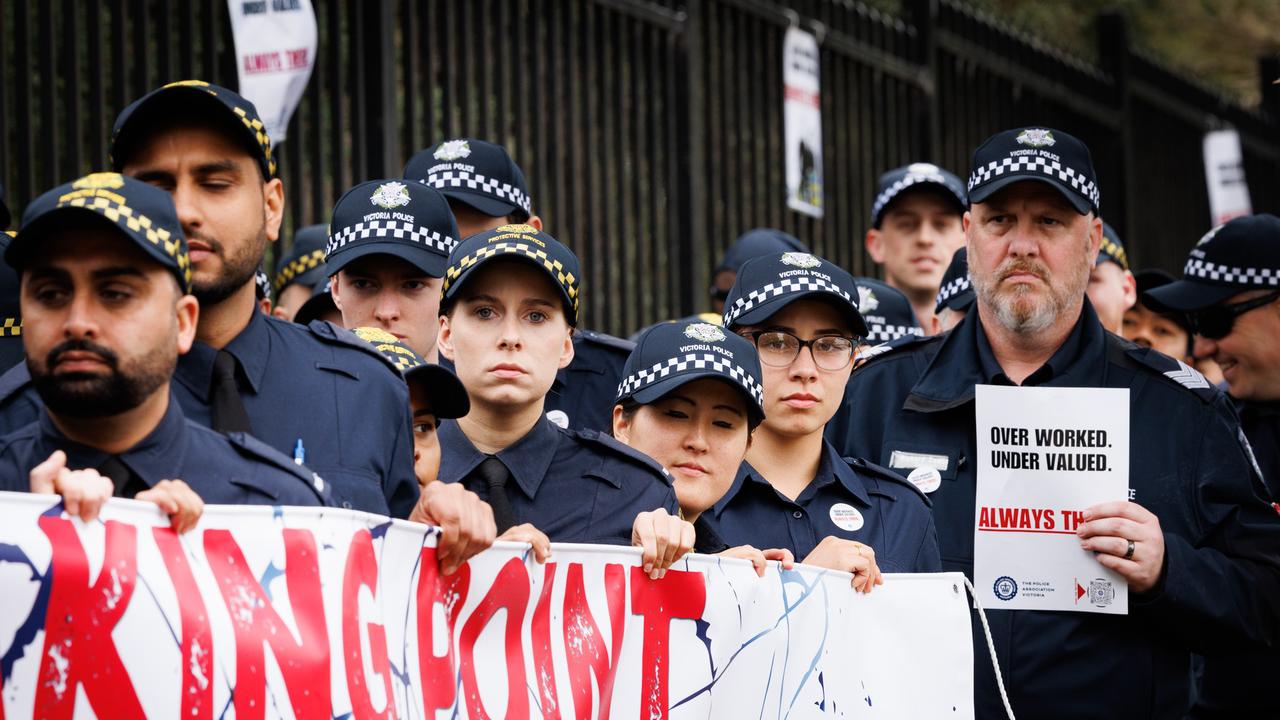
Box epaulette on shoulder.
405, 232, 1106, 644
572, 427, 674, 485
844, 456, 932, 507
1122, 344, 1219, 404
0, 363, 32, 404
575, 329, 636, 355
304, 319, 402, 375
225, 430, 330, 496
855, 332, 937, 367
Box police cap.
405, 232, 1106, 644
871, 162, 966, 229
441, 223, 580, 325
350, 326, 469, 419
274, 224, 329, 293
404, 139, 533, 220
1098, 222, 1129, 270
723, 252, 869, 338
1144, 214, 1280, 312
967, 126, 1100, 215
934, 247, 974, 315
713, 228, 809, 275
325, 179, 459, 278
852, 276, 924, 343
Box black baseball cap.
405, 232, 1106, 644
274, 224, 329, 293
723, 252, 869, 338
934, 247, 974, 314
1143, 214, 1280, 312
404, 139, 533, 220
713, 228, 809, 275
350, 327, 470, 419
294, 277, 338, 325
325, 179, 459, 278
111, 80, 276, 179
441, 224, 580, 325
967, 127, 1100, 215
616, 320, 765, 428
871, 163, 967, 229
852, 276, 923, 342
10, 172, 191, 293
1098, 222, 1129, 270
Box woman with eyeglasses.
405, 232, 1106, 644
701, 252, 942, 582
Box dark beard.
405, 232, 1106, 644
190, 228, 267, 306
30, 339, 174, 418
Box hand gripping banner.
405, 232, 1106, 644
0, 492, 974, 718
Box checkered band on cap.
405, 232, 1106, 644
1099, 236, 1128, 270
0, 318, 20, 337
231, 106, 276, 177
615, 352, 764, 407
57, 192, 191, 290
444, 240, 579, 316
866, 324, 923, 343
326, 220, 456, 259
872, 173, 949, 221
723, 276, 853, 327
935, 275, 972, 307
421, 169, 532, 215
371, 341, 424, 373
1183, 258, 1280, 287
968, 155, 1100, 209
274, 248, 327, 291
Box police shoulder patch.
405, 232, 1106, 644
1123, 345, 1219, 403
845, 456, 932, 507
303, 319, 404, 376
572, 427, 674, 486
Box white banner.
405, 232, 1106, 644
783, 27, 824, 219
974, 385, 1129, 614
226, 0, 318, 144
1203, 128, 1252, 226
0, 492, 973, 718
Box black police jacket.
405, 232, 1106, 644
827, 300, 1280, 719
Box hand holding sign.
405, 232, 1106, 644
1077, 500, 1166, 593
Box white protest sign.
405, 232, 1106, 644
226, 0, 318, 144
783, 26, 824, 218
1203, 128, 1252, 225
974, 385, 1129, 614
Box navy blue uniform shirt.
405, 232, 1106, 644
437, 416, 678, 544
544, 329, 634, 433
702, 440, 941, 573
0, 393, 330, 507
0, 312, 417, 518
828, 299, 1280, 720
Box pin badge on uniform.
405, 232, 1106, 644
908, 466, 942, 494
829, 502, 864, 532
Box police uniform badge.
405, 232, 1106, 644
907, 162, 940, 175
780, 252, 821, 269
433, 139, 471, 161
683, 322, 725, 343
369, 181, 411, 209
1016, 128, 1056, 147
72, 172, 126, 190
858, 285, 879, 313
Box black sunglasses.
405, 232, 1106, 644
1186, 289, 1280, 340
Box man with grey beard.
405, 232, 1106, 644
829, 127, 1280, 718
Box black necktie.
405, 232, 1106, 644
211, 350, 253, 433
98, 455, 147, 498
470, 456, 516, 533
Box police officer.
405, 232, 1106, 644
0, 172, 329, 524
702, 252, 941, 578
932, 246, 974, 335
832, 127, 1280, 718
1121, 269, 1193, 364
864, 163, 968, 333
709, 228, 809, 315
407, 138, 632, 433
852, 276, 924, 344
1142, 213, 1280, 719
0, 81, 418, 518
325, 179, 459, 360
271, 223, 328, 321
1086, 221, 1136, 334
435, 223, 679, 546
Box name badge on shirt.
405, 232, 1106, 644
889, 450, 949, 472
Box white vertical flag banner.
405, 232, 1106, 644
974, 385, 1130, 615
226, 0, 318, 145
1203, 128, 1252, 225
783, 27, 824, 218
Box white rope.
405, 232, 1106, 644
962, 575, 1017, 720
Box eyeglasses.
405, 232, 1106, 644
744, 330, 856, 371
1186, 290, 1280, 340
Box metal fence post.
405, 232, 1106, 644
1097, 10, 1136, 253
675, 0, 704, 316
359, 0, 399, 180
905, 0, 940, 161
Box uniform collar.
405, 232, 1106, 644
174, 309, 272, 399
905, 298, 1104, 412
437, 415, 560, 499
711, 439, 871, 517
38, 389, 190, 486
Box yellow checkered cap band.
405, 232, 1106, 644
443, 241, 579, 320
274, 248, 327, 292
0, 318, 20, 337
56, 190, 191, 291
351, 326, 425, 373
231, 106, 276, 177
1100, 236, 1128, 270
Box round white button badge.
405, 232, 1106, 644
908, 466, 942, 494
546, 410, 570, 428
829, 503, 864, 532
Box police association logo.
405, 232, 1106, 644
857, 285, 879, 313
72, 172, 125, 190
1087, 578, 1115, 608
780, 252, 821, 269
1016, 128, 1056, 148
434, 139, 471, 161
683, 322, 725, 343
907, 162, 940, 176
993, 576, 1018, 601
370, 181, 411, 209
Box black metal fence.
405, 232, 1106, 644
3, 0, 1278, 337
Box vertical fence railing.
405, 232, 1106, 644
2, 0, 1278, 336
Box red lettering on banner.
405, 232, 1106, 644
205, 528, 330, 719
154, 528, 213, 720
630, 567, 707, 720
416, 546, 470, 712
564, 563, 626, 720
531, 562, 562, 719
343, 529, 396, 719
459, 557, 531, 720
35, 517, 144, 719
